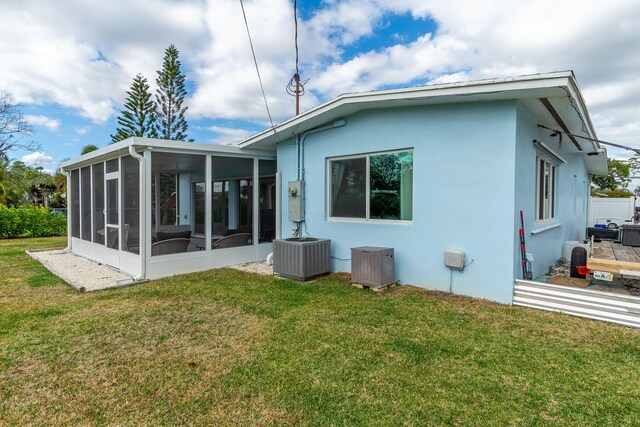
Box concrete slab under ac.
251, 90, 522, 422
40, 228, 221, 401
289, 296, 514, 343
27, 249, 137, 292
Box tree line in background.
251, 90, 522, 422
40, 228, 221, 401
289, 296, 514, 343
0, 92, 66, 237
592, 158, 640, 198
0, 91, 66, 209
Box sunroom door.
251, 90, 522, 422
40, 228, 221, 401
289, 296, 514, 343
105, 175, 120, 252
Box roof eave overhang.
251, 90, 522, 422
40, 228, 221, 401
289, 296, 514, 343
59, 138, 135, 170
585, 148, 609, 176
238, 71, 582, 150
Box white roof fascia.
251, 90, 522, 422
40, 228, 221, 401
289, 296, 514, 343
59, 138, 133, 169
60, 137, 276, 170
564, 74, 599, 149
239, 71, 577, 148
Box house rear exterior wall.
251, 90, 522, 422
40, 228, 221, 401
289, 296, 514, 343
513, 101, 590, 281
277, 101, 518, 303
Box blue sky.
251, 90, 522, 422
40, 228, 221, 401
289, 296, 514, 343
2, 0, 640, 172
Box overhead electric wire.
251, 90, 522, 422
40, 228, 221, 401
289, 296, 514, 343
239, 0, 275, 131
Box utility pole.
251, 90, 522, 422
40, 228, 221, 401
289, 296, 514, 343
295, 73, 300, 115
287, 0, 307, 116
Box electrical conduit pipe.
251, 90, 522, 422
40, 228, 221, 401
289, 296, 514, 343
292, 120, 347, 239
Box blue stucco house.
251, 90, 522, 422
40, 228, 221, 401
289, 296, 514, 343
61, 71, 607, 304
240, 71, 607, 304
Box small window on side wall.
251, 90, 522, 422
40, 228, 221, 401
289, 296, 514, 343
329, 150, 413, 222
536, 156, 557, 221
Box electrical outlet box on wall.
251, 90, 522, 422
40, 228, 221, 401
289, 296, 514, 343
444, 249, 465, 271
288, 180, 304, 222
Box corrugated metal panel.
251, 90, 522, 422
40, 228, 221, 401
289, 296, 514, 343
273, 238, 331, 281
514, 280, 640, 328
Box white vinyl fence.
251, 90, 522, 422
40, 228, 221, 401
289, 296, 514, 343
589, 197, 635, 228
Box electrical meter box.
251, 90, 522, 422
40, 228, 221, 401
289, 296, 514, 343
288, 180, 304, 222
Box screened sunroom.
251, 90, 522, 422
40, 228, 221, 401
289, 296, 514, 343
61, 138, 278, 280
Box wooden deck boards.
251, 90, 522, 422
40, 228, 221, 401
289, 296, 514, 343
589, 240, 640, 273
592, 241, 640, 262
592, 241, 616, 260
612, 244, 640, 263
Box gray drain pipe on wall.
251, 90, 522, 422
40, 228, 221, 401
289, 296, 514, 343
291, 119, 346, 238
297, 119, 347, 182
128, 145, 146, 281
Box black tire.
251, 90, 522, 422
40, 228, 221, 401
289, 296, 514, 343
570, 247, 588, 279
607, 223, 618, 229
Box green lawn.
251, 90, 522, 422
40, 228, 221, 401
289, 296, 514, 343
1, 237, 639, 426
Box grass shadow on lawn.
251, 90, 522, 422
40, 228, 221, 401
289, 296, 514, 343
1, 237, 639, 426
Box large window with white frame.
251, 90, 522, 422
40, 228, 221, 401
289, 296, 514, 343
536, 156, 557, 221
328, 150, 413, 221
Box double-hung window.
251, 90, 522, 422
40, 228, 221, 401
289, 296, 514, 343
536, 156, 557, 221
328, 150, 413, 222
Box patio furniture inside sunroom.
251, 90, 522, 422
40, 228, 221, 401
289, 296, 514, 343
63, 138, 278, 280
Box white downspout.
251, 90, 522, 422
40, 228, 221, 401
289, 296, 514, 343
62, 169, 72, 251
128, 145, 146, 281
266, 171, 281, 265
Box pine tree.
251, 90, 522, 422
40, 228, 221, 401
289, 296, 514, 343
111, 74, 155, 143
152, 44, 189, 141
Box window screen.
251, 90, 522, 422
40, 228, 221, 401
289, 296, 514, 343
81, 166, 92, 241
70, 169, 80, 238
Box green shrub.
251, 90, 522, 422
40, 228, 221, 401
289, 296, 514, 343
0, 205, 66, 238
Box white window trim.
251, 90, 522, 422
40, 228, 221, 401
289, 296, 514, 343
531, 222, 562, 235
535, 153, 559, 223
326, 148, 414, 224
533, 140, 566, 165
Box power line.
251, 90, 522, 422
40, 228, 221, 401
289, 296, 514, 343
239, 0, 275, 131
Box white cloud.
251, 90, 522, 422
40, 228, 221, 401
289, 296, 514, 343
0, 0, 206, 123
23, 115, 61, 131
306, 0, 640, 145
206, 126, 255, 145
1, 0, 640, 148
74, 126, 91, 135
20, 151, 55, 165
313, 33, 472, 96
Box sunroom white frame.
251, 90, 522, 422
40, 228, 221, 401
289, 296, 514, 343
61, 137, 278, 281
